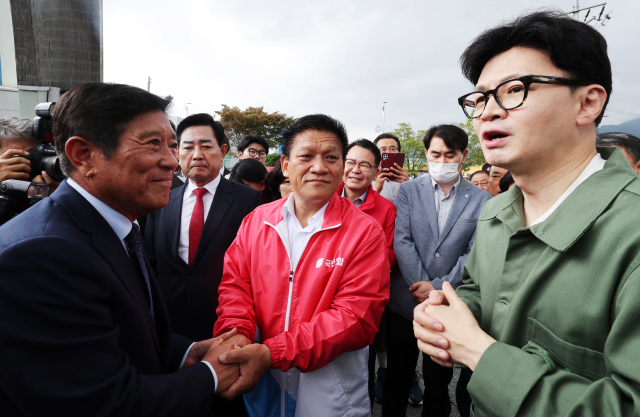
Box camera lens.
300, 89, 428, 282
41, 156, 66, 183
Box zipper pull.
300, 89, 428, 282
289, 271, 294, 281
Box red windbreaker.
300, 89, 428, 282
214, 195, 390, 372
337, 183, 397, 269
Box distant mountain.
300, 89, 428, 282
598, 117, 640, 137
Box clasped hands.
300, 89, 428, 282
413, 282, 495, 371
184, 328, 272, 399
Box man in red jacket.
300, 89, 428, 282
337, 138, 396, 408
213, 115, 390, 416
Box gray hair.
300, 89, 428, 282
0, 117, 33, 142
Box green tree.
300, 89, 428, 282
215, 105, 295, 151
458, 117, 485, 171
265, 153, 281, 167
387, 123, 427, 177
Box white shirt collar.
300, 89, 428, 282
281, 193, 329, 230
185, 172, 221, 197
67, 178, 133, 244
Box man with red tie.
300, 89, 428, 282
143, 113, 262, 416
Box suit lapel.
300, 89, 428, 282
166, 182, 187, 263
437, 176, 472, 246
55, 182, 161, 352
420, 175, 439, 241
191, 178, 235, 270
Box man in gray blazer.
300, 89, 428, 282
382, 124, 491, 417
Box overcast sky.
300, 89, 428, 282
103, 0, 640, 142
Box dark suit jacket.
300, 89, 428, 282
0, 181, 216, 417
143, 177, 262, 341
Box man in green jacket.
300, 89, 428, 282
413, 10, 640, 417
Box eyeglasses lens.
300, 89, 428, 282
497, 79, 526, 110
463, 79, 526, 118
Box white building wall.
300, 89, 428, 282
0, 0, 20, 117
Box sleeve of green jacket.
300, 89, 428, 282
455, 241, 482, 324
467, 265, 640, 417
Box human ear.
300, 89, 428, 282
576, 85, 607, 127
65, 136, 102, 178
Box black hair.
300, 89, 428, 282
596, 132, 640, 164
346, 138, 382, 167
423, 124, 468, 151
499, 171, 514, 193
238, 135, 269, 153
263, 159, 287, 204
229, 158, 267, 185
281, 114, 348, 160
469, 170, 489, 181
373, 133, 402, 152
52, 82, 172, 174
460, 10, 612, 125
176, 113, 226, 148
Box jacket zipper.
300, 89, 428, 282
264, 220, 341, 417
284, 270, 294, 332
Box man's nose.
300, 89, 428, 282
192, 147, 203, 159
161, 143, 178, 171
310, 156, 329, 173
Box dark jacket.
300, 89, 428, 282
143, 177, 262, 341
0, 181, 216, 416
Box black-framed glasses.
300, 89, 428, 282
457, 75, 586, 119
345, 159, 377, 173
247, 148, 267, 158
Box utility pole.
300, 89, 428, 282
382, 102, 387, 133
147, 77, 151, 92
185, 103, 192, 117
568, 1, 612, 27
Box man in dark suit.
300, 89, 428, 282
143, 113, 261, 416
0, 83, 240, 416
383, 124, 491, 417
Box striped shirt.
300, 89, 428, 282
431, 176, 461, 236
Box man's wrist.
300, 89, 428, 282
466, 331, 496, 371
259, 343, 272, 368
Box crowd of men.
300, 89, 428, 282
2, 9, 640, 417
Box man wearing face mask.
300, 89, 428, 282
383, 124, 491, 417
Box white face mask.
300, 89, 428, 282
428, 160, 462, 183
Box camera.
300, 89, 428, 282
0, 102, 65, 224
25, 102, 66, 182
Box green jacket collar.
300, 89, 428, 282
479, 147, 638, 251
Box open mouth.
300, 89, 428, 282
486, 133, 508, 141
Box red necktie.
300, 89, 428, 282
189, 188, 208, 266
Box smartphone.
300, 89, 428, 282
381, 152, 405, 170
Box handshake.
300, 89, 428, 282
183, 328, 272, 399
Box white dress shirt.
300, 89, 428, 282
531, 153, 606, 226
281, 194, 329, 271
67, 178, 219, 390
178, 174, 221, 264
